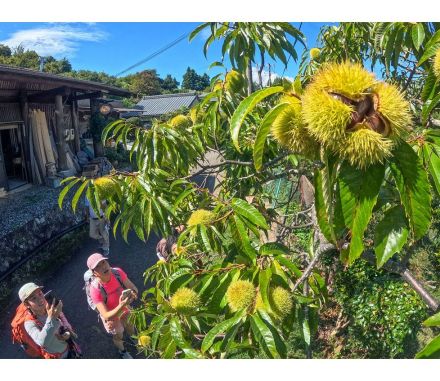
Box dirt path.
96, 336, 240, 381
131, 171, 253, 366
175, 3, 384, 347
0, 230, 158, 359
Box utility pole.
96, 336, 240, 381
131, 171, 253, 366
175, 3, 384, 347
39, 57, 45, 72
268, 64, 272, 87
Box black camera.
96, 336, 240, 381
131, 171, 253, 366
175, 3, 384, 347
45, 290, 59, 306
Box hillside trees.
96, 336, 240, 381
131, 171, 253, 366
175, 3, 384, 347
59, 22, 440, 359
0, 43, 186, 96
160, 74, 180, 92
181, 67, 210, 91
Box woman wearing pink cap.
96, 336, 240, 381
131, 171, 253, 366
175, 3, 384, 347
86, 253, 138, 359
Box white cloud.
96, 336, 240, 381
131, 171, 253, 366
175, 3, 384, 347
0, 24, 106, 58
252, 66, 294, 86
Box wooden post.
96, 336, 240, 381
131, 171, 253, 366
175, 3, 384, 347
0, 133, 8, 191
19, 91, 31, 182
55, 94, 68, 171
71, 94, 81, 153
90, 97, 104, 157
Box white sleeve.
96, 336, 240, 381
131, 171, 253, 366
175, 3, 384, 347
24, 317, 61, 347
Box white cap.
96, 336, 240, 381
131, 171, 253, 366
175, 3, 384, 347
18, 282, 42, 302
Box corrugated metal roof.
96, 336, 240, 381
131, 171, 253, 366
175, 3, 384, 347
134, 92, 199, 116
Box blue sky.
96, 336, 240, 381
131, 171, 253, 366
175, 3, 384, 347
0, 22, 328, 83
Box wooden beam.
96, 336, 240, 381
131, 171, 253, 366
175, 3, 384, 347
0, 70, 130, 97
72, 91, 103, 101
27, 86, 70, 103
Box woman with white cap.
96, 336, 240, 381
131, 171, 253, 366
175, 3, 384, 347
12, 282, 79, 359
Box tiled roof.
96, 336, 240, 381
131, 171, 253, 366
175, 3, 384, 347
133, 92, 200, 117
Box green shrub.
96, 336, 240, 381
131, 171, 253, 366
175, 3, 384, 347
334, 259, 428, 358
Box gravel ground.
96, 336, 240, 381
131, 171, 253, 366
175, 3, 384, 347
0, 185, 78, 239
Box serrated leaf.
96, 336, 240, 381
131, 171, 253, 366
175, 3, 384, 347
314, 168, 336, 244
201, 311, 243, 353
199, 224, 213, 253
169, 272, 194, 295
390, 141, 432, 240
250, 313, 286, 358
415, 335, 440, 359
275, 256, 302, 278
412, 23, 425, 50
230, 86, 283, 152
384, 27, 399, 73
72, 180, 89, 213
293, 75, 303, 95
422, 93, 440, 125
374, 205, 409, 268
206, 273, 232, 313
169, 317, 189, 349
254, 102, 290, 171
151, 316, 167, 351
58, 177, 81, 209
298, 306, 311, 346
423, 311, 440, 327
208, 61, 225, 69
259, 242, 290, 256
219, 321, 241, 353
337, 161, 385, 264
418, 29, 440, 65
233, 215, 257, 263
163, 340, 177, 359
421, 70, 438, 102
231, 198, 269, 229
258, 268, 272, 312
423, 144, 440, 196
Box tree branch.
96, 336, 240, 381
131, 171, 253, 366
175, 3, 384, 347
296, 176, 439, 312
291, 243, 337, 293
361, 250, 439, 311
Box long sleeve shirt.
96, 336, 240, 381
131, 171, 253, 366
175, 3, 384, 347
24, 313, 69, 357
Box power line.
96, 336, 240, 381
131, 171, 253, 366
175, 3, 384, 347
114, 31, 190, 77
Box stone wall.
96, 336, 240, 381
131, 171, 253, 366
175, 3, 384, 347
0, 185, 84, 276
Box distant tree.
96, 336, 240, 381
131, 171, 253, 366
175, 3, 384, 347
122, 98, 137, 108
44, 57, 72, 74
0, 44, 11, 57
66, 70, 123, 87
161, 74, 179, 92
181, 67, 210, 91
0, 46, 73, 74
128, 69, 162, 97
9, 46, 39, 70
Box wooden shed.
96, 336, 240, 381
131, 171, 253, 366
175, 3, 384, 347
0, 64, 130, 192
